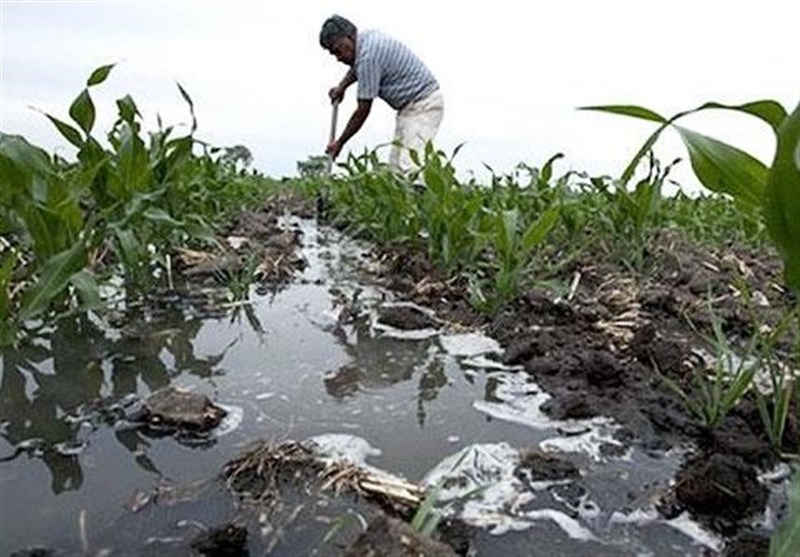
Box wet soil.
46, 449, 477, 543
514, 449, 581, 483
341, 514, 458, 557
178, 198, 307, 289
363, 225, 798, 543
190, 522, 248, 556
138, 386, 227, 432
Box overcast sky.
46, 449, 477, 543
1, 0, 798, 187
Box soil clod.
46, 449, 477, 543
674, 452, 768, 530
341, 514, 458, 557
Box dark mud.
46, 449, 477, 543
190, 522, 248, 556
137, 386, 227, 433
341, 514, 458, 557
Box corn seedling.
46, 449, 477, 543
417, 144, 485, 271
409, 479, 444, 536
751, 305, 799, 452
469, 206, 560, 314
658, 300, 758, 429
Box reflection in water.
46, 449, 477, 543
0, 316, 105, 493
416, 358, 448, 428
322, 292, 450, 427
0, 304, 246, 494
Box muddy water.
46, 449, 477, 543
0, 217, 777, 556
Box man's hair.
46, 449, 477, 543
319, 15, 357, 50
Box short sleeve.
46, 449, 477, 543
356, 54, 381, 100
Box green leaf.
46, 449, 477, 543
411, 481, 443, 532
87, 63, 115, 86
69, 89, 96, 136
409, 146, 421, 168
497, 209, 518, 258
540, 153, 564, 184
770, 469, 800, 557
521, 206, 560, 253
44, 114, 84, 148
176, 82, 197, 134
764, 101, 800, 291
0, 133, 55, 184
143, 207, 183, 227
582, 100, 787, 186
579, 105, 668, 123
112, 226, 141, 273
676, 126, 767, 210
116, 95, 140, 124
0, 252, 15, 319
695, 100, 787, 135
19, 241, 86, 321
69, 269, 102, 311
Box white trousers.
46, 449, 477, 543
389, 90, 444, 171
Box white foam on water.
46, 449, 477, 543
439, 333, 502, 357
472, 371, 623, 462
472, 371, 553, 428
215, 404, 243, 437
609, 507, 723, 552
540, 426, 627, 463
307, 433, 382, 466
666, 512, 723, 552
462, 355, 518, 370
373, 323, 439, 340
422, 443, 596, 541
609, 507, 659, 525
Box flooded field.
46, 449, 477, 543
0, 217, 791, 556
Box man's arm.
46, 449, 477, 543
326, 98, 372, 159
329, 68, 357, 103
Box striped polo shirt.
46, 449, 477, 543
355, 30, 439, 110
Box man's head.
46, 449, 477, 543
320, 15, 357, 66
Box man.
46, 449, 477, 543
319, 15, 444, 171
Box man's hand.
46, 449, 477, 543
328, 86, 345, 104
326, 139, 343, 159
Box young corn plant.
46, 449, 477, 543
416, 144, 485, 272
410, 447, 489, 539
579, 153, 678, 271
662, 189, 767, 248
329, 150, 422, 246
745, 296, 799, 452
469, 206, 560, 314
658, 300, 758, 429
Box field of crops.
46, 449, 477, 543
1, 65, 798, 555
